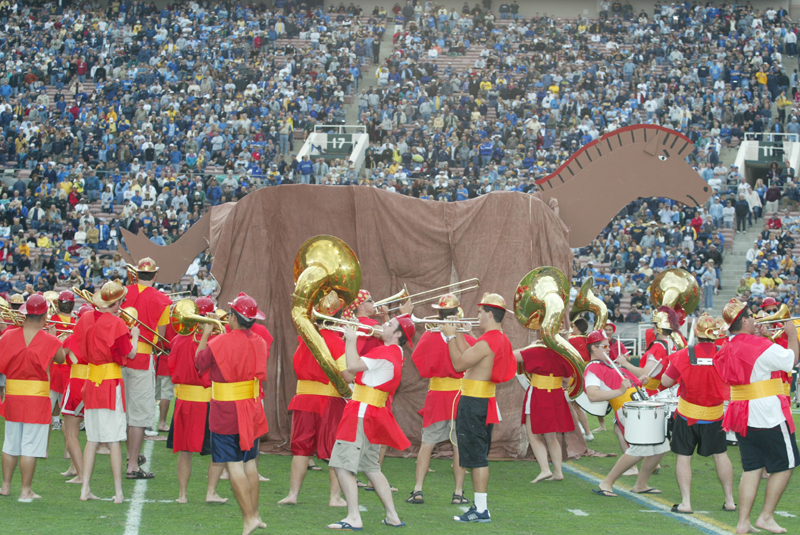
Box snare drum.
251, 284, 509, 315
575, 391, 612, 417
622, 401, 667, 446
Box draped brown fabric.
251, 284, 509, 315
206, 185, 574, 458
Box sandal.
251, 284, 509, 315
405, 491, 424, 504
126, 469, 155, 480
451, 493, 469, 505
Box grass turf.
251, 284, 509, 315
0, 412, 799, 534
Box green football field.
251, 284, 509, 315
1, 412, 799, 535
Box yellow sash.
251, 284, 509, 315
644, 377, 662, 390
351, 384, 389, 408
730, 379, 785, 401
429, 377, 462, 392
461, 379, 496, 398
784, 383, 791, 397
174, 384, 212, 403
529, 373, 564, 392
296, 379, 341, 398
677, 399, 724, 420
5, 379, 49, 397
609, 387, 637, 413
87, 363, 122, 386
211, 379, 259, 402
69, 364, 90, 380
136, 340, 154, 355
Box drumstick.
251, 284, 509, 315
601, 350, 647, 400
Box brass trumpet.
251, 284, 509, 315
313, 310, 383, 337
410, 314, 478, 333
375, 278, 482, 312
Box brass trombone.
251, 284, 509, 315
125, 264, 138, 285
0, 297, 23, 325
410, 314, 479, 332
170, 299, 225, 337
376, 278, 482, 312
72, 287, 169, 354
313, 310, 383, 337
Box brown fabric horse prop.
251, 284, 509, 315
537, 125, 712, 247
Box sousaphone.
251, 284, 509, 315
569, 276, 608, 331
649, 268, 700, 349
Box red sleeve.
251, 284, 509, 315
663, 362, 680, 382
110, 333, 133, 365
195, 347, 214, 374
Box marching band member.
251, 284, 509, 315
59, 303, 95, 484
156, 321, 177, 434
121, 257, 172, 480
598, 322, 629, 433
279, 291, 352, 507
326, 313, 415, 530
195, 292, 270, 535
0, 294, 66, 501
167, 296, 226, 505
514, 342, 574, 484
617, 310, 677, 396
660, 313, 736, 514
408, 294, 474, 505
567, 318, 594, 441
48, 291, 75, 430
342, 289, 388, 356
584, 329, 668, 497
75, 281, 139, 504
758, 298, 793, 398
716, 299, 799, 535
441, 293, 516, 523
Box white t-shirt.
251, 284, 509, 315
357, 345, 401, 417
739, 337, 796, 429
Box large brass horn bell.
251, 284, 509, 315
569, 277, 608, 332
514, 267, 586, 399
170, 299, 225, 336
292, 236, 362, 398
649, 269, 700, 315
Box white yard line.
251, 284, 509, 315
123, 437, 156, 535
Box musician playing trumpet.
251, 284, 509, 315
407, 294, 475, 506
583, 329, 667, 497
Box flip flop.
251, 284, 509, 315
126, 469, 155, 480
327, 521, 363, 531
309, 465, 323, 471
382, 519, 406, 527
722, 504, 737, 512
632, 488, 662, 494
592, 488, 617, 498
671, 504, 693, 514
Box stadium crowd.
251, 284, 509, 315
0, 0, 797, 307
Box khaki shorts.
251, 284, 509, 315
421, 419, 457, 446
84, 384, 127, 443
156, 375, 174, 401
329, 419, 380, 474
122, 367, 155, 427
2, 421, 49, 458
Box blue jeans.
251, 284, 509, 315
703, 284, 714, 309
279, 134, 289, 154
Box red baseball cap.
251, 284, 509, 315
195, 296, 215, 315
761, 297, 779, 309
58, 290, 75, 302
395, 313, 416, 348
605, 321, 616, 334
78, 303, 95, 317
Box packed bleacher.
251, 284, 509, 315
0, 0, 798, 309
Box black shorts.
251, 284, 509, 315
670, 417, 727, 457
737, 422, 800, 474
456, 396, 493, 469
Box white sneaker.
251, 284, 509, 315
584, 433, 595, 442
52, 419, 62, 430
79, 421, 85, 431
144, 428, 159, 437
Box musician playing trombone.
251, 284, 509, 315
407, 294, 475, 506
440, 293, 516, 523
583, 329, 667, 498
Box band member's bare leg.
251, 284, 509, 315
176, 452, 192, 503
472, 466, 488, 493
278, 455, 309, 505
62, 415, 83, 482
600, 454, 643, 493
18, 456, 40, 500
413, 443, 435, 493
675, 454, 693, 512
452, 447, 465, 496
737, 469, 763, 534
1, 452, 17, 495
712, 453, 736, 510
593, 416, 606, 433
158, 400, 170, 431
207, 462, 227, 503
365, 469, 402, 526
80, 441, 99, 501
754, 469, 793, 534
126, 426, 145, 474
631, 453, 664, 493
227, 461, 261, 535
110, 442, 124, 504
328, 467, 363, 529
329, 465, 346, 507
527, 422, 552, 483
